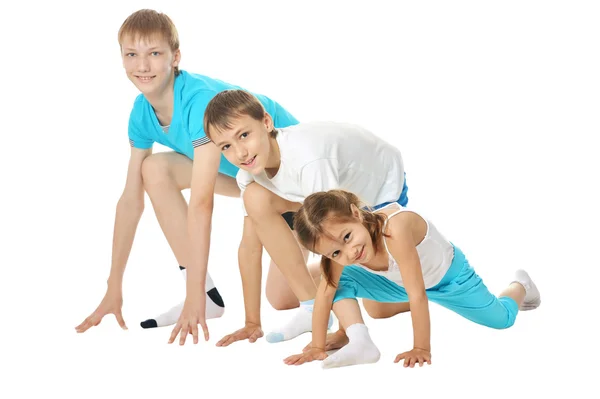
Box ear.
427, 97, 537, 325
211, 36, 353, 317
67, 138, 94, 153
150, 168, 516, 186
350, 203, 362, 221
173, 49, 181, 67
263, 112, 274, 131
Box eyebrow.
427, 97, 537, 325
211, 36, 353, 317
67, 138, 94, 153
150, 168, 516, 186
214, 127, 243, 147
123, 47, 161, 51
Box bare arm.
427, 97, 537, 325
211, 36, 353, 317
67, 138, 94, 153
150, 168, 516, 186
185, 143, 221, 299
108, 147, 152, 288
215, 216, 265, 347
169, 143, 221, 344
386, 214, 431, 352
311, 262, 344, 349
75, 147, 151, 333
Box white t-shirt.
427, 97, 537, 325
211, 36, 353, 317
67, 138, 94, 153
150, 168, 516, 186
236, 121, 405, 214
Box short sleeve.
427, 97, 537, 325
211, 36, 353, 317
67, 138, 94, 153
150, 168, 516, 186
299, 159, 340, 197
236, 170, 256, 216
128, 104, 154, 149
186, 91, 216, 148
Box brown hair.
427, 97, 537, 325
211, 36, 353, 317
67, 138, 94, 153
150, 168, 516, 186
204, 89, 278, 140
293, 190, 389, 287
118, 9, 181, 76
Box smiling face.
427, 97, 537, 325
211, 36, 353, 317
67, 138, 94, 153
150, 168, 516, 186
120, 34, 180, 97
211, 113, 276, 174
313, 207, 377, 266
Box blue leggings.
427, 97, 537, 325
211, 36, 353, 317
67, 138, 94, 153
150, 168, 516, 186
333, 246, 519, 329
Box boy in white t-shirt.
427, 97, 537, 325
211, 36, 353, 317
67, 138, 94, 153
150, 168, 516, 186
203, 89, 409, 348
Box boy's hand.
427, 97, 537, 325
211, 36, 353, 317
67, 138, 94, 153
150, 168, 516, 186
284, 347, 328, 366
394, 347, 432, 368
168, 294, 207, 345
216, 322, 263, 347
303, 329, 349, 352
75, 289, 127, 333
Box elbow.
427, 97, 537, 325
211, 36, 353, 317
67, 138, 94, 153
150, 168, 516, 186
409, 291, 428, 305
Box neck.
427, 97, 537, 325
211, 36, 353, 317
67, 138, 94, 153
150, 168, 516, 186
145, 74, 176, 126
264, 135, 281, 178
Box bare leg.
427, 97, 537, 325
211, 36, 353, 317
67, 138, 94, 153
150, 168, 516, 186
139, 152, 238, 328
265, 249, 319, 310
244, 183, 317, 301
499, 283, 526, 306
363, 299, 411, 319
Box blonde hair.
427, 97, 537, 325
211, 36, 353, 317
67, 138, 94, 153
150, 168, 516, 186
204, 89, 277, 140
118, 9, 181, 76
293, 190, 389, 287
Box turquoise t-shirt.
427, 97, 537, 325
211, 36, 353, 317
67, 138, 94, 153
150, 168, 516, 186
127, 70, 299, 177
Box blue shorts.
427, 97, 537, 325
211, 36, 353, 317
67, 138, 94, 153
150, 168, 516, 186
333, 245, 519, 329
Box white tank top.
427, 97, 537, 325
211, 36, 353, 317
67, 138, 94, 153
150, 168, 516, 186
361, 203, 455, 289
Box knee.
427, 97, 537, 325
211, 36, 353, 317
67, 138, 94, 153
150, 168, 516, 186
266, 287, 299, 311
243, 184, 277, 218
363, 301, 391, 319
141, 154, 172, 188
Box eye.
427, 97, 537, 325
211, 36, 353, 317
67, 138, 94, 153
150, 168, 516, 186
151, 51, 160, 56
344, 232, 351, 242
332, 250, 340, 258
221, 144, 230, 151
126, 53, 135, 57
240, 132, 249, 139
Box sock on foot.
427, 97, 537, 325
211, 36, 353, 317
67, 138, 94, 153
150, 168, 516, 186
140, 266, 225, 329
265, 299, 334, 343
322, 323, 380, 369
512, 269, 541, 311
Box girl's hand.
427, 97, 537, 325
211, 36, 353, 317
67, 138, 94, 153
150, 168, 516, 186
394, 347, 432, 368
284, 347, 328, 366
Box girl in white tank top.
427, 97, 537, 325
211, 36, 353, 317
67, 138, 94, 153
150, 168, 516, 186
286, 189, 542, 370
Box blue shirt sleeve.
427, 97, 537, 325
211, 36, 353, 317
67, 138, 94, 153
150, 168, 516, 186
127, 98, 154, 149
186, 91, 215, 148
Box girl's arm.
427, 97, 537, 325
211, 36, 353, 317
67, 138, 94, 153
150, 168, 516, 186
284, 261, 344, 365
385, 213, 432, 363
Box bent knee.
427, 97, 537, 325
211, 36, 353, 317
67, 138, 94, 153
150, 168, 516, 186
141, 154, 172, 186
363, 300, 409, 319
265, 288, 299, 311
243, 184, 278, 216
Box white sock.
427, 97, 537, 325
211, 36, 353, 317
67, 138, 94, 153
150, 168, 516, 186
140, 267, 225, 329
265, 299, 334, 343
322, 323, 381, 369
512, 269, 541, 311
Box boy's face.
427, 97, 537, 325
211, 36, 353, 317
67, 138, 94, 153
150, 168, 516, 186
120, 34, 180, 96
314, 208, 375, 266
211, 113, 275, 175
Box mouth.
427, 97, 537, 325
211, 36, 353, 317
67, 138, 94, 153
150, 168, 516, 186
355, 245, 365, 262
241, 155, 257, 168
135, 75, 156, 83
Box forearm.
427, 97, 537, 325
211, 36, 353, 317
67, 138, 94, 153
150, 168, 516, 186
310, 287, 335, 350
107, 197, 144, 288
185, 201, 213, 297
409, 297, 431, 351
238, 230, 263, 326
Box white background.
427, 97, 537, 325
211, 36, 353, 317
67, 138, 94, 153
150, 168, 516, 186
1, 0, 598, 397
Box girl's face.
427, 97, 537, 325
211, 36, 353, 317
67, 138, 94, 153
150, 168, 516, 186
313, 206, 375, 266
211, 113, 275, 175
121, 34, 180, 97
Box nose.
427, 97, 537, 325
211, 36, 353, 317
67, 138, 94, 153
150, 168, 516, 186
137, 56, 150, 72
236, 145, 248, 161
